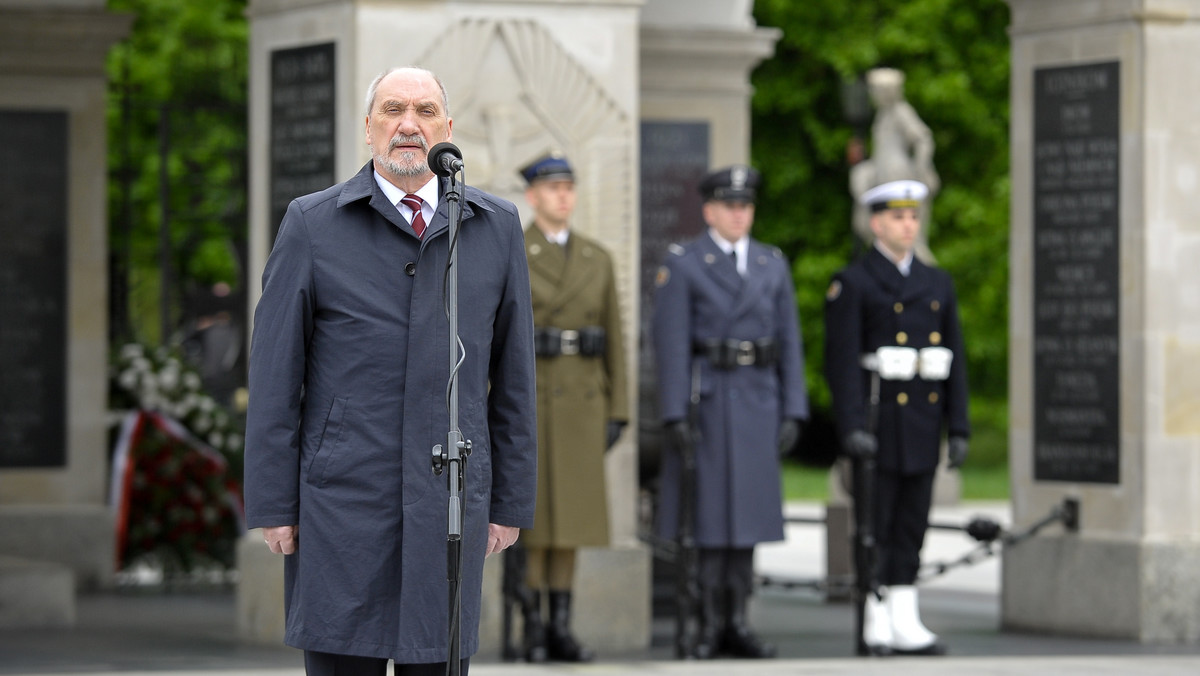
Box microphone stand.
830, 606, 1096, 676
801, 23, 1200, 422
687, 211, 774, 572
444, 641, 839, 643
431, 164, 469, 676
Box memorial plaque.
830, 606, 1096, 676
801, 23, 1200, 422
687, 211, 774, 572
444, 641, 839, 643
1032, 61, 1121, 483
270, 42, 336, 245
0, 110, 68, 468
637, 121, 708, 452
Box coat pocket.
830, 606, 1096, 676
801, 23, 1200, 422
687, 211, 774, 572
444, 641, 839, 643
306, 396, 348, 488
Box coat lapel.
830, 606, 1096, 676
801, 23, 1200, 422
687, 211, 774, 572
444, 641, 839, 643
728, 241, 771, 320
697, 235, 743, 298
525, 225, 566, 289
551, 236, 604, 311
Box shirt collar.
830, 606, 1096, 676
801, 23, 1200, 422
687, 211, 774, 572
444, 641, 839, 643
708, 229, 749, 274
373, 170, 439, 220
874, 241, 914, 276
544, 228, 570, 246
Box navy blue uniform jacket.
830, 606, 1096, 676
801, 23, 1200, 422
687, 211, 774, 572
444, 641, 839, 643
244, 162, 537, 663
824, 248, 969, 475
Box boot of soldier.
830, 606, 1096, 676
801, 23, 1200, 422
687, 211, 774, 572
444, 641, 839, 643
719, 587, 776, 658
545, 590, 595, 662
887, 585, 945, 656
522, 590, 548, 663
692, 588, 722, 659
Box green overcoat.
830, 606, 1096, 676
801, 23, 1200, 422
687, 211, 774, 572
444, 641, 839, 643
522, 225, 628, 547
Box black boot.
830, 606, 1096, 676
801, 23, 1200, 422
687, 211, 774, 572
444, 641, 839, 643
693, 588, 723, 659
545, 590, 595, 662
720, 587, 776, 658
522, 590, 548, 663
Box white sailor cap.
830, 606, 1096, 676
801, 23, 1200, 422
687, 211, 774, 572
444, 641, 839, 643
860, 179, 929, 212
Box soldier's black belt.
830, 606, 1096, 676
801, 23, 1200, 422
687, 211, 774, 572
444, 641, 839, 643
693, 338, 778, 369
534, 326, 606, 357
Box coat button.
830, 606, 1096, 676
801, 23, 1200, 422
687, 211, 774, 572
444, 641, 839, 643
928, 392, 939, 404
405, 262, 416, 276
931, 300, 941, 311
894, 302, 904, 313
896, 331, 908, 345
930, 331, 942, 345
897, 392, 909, 405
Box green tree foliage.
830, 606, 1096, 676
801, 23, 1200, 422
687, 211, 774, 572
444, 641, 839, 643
107, 0, 248, 344
752, 0, 1012, 465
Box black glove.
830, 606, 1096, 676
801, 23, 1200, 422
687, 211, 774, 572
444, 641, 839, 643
777, 419, 802, 458
841, 430, 878, 458
605, 420, 626, 451
665, 420, 695, 452
948, 436, 969, 469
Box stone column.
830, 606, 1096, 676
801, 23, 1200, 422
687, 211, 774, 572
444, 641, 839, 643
244, 0, 648, 654
1005, 0, 1200, 642
0, 0, 132, 598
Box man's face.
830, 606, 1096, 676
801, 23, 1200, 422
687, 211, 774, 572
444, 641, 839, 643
365, 69, 453, 184
704, 199, 755, 244
870, 207, 920, 259
525, 178, 576, 230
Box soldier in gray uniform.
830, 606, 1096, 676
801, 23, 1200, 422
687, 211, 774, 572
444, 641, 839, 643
652, 165, 809, 659
824, 179, 970, 656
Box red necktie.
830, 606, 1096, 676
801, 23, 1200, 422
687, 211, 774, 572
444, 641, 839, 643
400, 194, 426, 238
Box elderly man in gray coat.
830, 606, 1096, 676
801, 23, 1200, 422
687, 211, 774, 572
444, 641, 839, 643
245, 66, 537, 676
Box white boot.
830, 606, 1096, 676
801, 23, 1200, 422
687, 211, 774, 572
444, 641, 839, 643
862, 587, 893, 655
887, 585, 944, 654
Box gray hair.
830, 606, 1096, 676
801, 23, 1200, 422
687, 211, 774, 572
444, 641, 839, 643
364, 67, 450, 119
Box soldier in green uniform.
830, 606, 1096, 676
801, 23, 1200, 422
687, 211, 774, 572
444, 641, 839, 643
517, 153, 628, 662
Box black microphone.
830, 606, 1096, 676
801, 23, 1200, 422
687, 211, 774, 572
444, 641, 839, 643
428, 141, 464, 177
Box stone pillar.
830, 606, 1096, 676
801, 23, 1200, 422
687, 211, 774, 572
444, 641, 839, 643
1005, 0, 1200, 642
244, 0, 649, 654
0, 0, 132, 595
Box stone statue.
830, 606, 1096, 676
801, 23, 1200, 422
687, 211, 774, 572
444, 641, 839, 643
850, 67, 940, 263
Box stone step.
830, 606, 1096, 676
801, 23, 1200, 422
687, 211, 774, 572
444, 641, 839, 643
0, 555, 75, 628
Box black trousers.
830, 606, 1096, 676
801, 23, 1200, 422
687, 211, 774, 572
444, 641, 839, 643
697, 546, 755, 595
303, 650, 469, 676
873, 469, 935, 586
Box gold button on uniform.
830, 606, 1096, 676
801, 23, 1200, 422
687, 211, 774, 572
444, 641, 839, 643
930, 331, 942, 345
931, 300, 941, 311
894, 302, 904, 313
896, 331, 908, 345
897, 392, 909, 405
928, 392, 939, 404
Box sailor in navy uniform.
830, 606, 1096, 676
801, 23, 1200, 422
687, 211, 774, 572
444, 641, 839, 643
652, 165, 809, 659
824, 179, 970, 655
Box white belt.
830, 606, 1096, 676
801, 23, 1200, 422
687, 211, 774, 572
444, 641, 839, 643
859, 346, 953, 381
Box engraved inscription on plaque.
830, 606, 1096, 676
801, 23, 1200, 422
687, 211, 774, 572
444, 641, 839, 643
1032, 61, 1120, 484
638, 121, 709, 443
638, 121, 709, 337
270, 42, 336, 245
0, 110, 68, 468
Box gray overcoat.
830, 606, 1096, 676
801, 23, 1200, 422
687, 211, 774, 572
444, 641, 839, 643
651, 234, 809, 548
244, 162, 537, 663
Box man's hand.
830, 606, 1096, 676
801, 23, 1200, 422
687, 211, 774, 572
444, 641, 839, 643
777, 418, 802, 458
263, 525, 298, 555
948, 436, 969, 469
842, 430, 878, 459
486, 523, 519, 558
666, 420, 694, 451
606, 420, 626, 451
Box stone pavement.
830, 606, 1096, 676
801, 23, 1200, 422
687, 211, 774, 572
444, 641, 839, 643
4, 501, 1200, 675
